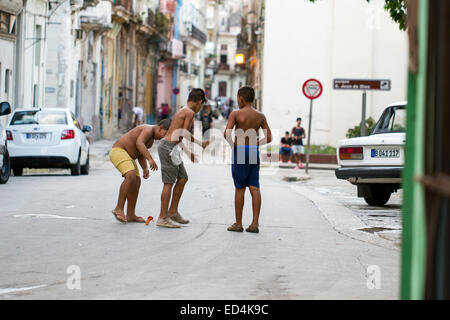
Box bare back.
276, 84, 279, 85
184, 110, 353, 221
226, 106, 269, 146
164, 107, 195, 143
112, 125, 154, 159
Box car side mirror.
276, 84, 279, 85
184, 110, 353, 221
0, 102, 11, 116
82, 125, 92, 133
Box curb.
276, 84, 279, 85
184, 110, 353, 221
290, 185, 399, 251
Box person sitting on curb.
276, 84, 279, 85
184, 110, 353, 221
279, 131, 294, 163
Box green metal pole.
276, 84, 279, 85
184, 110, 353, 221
401, 0, 428, 300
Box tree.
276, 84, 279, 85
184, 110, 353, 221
309, 0, 407, 31
346, 117, 377, 138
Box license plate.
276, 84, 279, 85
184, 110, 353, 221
371, 148, 400, 158
26, 133, 47, 140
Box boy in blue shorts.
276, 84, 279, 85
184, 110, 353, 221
224, 86, 272, 233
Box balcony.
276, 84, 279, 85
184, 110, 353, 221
218, 64, 230, 71
80, 1, 112, 31
81, 0, 100, 10
190, 24, 207, 44
80, 15, 112, 31
112, 0, 131, 23
113, 0, 131, 12
155, 10, 172, 37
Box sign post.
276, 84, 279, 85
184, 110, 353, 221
333, 79, 391, 136
302, 79, 323, 174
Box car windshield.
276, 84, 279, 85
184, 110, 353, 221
372, 105, 407, 135
10, 110, 68, 125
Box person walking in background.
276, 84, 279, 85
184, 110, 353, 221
291, 117, 306, 169
279, 131, 294, 163
160, 103, 172, 120
132, 106, 144, 127
200, 104, 213, 140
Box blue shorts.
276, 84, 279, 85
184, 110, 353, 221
232, 146, 260, 189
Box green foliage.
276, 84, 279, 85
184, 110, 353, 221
346, 117, 377, 138
265, 144, 336, 155
309, 0, 407, 31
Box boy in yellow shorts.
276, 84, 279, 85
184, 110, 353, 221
109, 119, 171, 223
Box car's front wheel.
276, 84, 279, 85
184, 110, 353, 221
71, 151, 81, 176
364, 185, 392, 206
0, 150, 11, 184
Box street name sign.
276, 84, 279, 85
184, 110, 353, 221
333, 79, 391, 91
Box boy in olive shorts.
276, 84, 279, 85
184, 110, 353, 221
156, 89, 208, 228
109, 120, 171, 223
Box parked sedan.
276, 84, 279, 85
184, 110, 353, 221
335, 102, 407, 206
6, 108, 91, 176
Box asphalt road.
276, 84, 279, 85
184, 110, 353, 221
0, 146, 400, 299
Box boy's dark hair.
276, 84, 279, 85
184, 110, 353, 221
285, 131, 290, 135
158, 118, 171, 131
238, 86, 255, 103
296, 117, 302, 122
188, 88, 207, 103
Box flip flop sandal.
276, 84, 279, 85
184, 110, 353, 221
227, 223, 244, 232
246, 226, 259, 234
127, 216, 146, 223
112, 210, 127, 224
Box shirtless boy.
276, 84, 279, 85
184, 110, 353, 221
156, 88, 208, 228
110, 120, 171, 223
224, 86, 272, 233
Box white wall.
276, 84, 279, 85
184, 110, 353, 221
45, 1, 76, 110
262, 0, 408, 147
15, 0, 48, 108
0, 39, 14, 104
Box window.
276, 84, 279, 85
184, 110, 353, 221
34, 25, 42, 67
219, 81, 227, 97
5, 69, 10, 94
0, 11, 11, 34
10, 111, 68, 125
33, 84, 39, 108
70, 80, 74, 98
220, 54, 227, 65
372, 105, 407, 134
70, 112, 81, 130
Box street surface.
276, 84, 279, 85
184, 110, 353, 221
0, 135, 401, 299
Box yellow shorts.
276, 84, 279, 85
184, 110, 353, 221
109, 148, 140, 177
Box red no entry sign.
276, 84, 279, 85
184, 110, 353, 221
302, 79, 323, 100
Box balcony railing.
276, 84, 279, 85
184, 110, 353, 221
218, 64, 230, 71
190, 24, 207, 44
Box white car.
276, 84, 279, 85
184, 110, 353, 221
6, 108, 91, 176
335, 102, 407, 206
